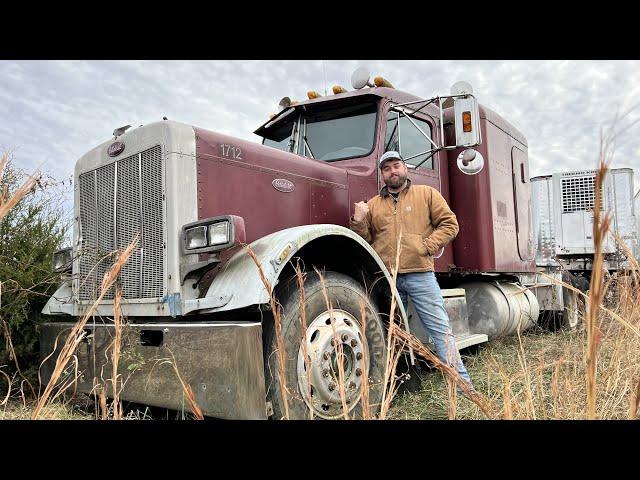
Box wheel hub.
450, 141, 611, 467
297, 309, 366, 419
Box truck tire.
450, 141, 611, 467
560, 285, 580, 329
539, 273, 582, 332
560, 272, 581, 330
263, 271, 387, 420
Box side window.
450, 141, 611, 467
384, 111, 434, 169
263, 116, 297, 153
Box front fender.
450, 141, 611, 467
182, 224, 408, 322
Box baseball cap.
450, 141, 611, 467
379, 150, 404, 168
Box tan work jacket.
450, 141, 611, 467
350, 180, 459, 274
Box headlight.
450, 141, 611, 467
52, 247, 72, 273
182, 216, 245, 254
208, 222, 229, 246
185, 226, 208, 249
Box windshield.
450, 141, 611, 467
262, 100, 378, 161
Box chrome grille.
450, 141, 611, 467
77, 145, 164, 301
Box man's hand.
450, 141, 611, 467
353, 201, 369, 222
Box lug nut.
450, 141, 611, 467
350, 339, 357, 347
356, 352, 363, 360
341, 334, 348, 342
328, 382, 336, 391
355, 368, 362, 377
349, 382, 356, 390
323, 351, 331, 360
322, 368, 329, 377
330, 338, 336, 346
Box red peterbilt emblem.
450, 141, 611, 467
108, 141, 125, 157
272, 178, 295, 193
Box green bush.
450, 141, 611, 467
1, 156, 71, 389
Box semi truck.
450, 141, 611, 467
41, 68, 572, 419
531, 168, 638, 289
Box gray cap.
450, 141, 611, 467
379, 150, 404, 168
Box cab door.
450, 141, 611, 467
511, 146, 535, 261
381, 107, 452, 269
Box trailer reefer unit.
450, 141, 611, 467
531, 168, 637, 274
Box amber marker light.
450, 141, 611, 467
332, 85, 348, 94
307, 91, 322, 99
373, 76, 394, 88
462, 111, 472, 132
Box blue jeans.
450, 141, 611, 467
396, 271, 473, 388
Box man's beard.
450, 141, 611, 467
384, 172, 407, 189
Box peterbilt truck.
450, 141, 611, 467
42, 68, 565, 419
531, 168, 638, 289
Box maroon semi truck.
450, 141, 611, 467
42, 69, 574, 419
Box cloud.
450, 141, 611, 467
2, 60, 639, 195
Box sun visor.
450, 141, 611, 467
254, 107, 296, 138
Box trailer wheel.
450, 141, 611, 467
560, 286, 580, 329
263, 271, 387, 420
559, 271, 580, 330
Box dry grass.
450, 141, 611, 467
379, 231, 404, 419
109, 287, 124, 419
358, 298, 371, 419
314, 266, 350, 419
1, 398, 93, 420
245, 244, 290, 419
31, 236, 138, 419
389, 274, 640, 420
585, 152, 610, 418
4, 135, 639, 421
163, 353, 204, 420
0, 151, 41, 222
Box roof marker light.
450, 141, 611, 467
373, 76, 394, 89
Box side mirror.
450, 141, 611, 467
451, 81, 481, 147
456, 148, 484, 175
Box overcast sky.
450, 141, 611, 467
2, 60, 640, 199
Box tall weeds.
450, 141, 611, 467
32, 237, 138, 419
585, 149, 611, 419
293, 261, 313, 419
0, 151, 41, 222
314, 266, 349, 419
245, 245, 289, 419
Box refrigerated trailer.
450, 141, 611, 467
42, 69, 574, 419
531, 168, 637, 280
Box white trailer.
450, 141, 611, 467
531, 168, 637, 274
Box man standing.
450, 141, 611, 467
350, 150, 473, 392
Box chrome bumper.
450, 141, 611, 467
40, 321, 267, 419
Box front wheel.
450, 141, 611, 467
263, 271, 387, 419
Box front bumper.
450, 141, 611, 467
40, 320, 267, 419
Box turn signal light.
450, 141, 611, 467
462, 111, 472, 132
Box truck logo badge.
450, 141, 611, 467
108, 141, 125, 157
272, 178, 295, 193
